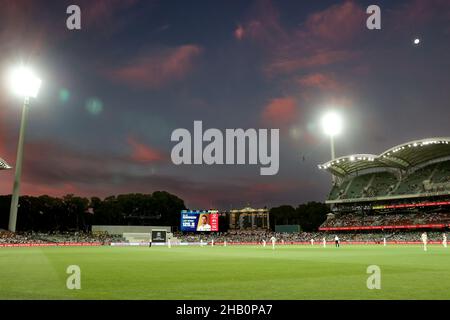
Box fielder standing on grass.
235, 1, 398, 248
443, 233, 447, 248
421, 232, 428, 251
335, 235, 340, 247
322, 237, 326, 248
270, 236, 276, 250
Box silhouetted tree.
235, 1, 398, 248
269, 202, 329, 232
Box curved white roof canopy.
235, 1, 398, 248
318, 137, 450, 177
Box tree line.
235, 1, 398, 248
0, 191, 186, 232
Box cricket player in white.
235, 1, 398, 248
211, 239, 214, 246
270, 236, 276, 250
322, 237, 326, 248
443, 234, 447, 248
224, 240, 227, 247
421, 232, 428, 251
310, 239, 315, 246
168, 238, 171, 248
262, 239, 266, 247
335, 235, 340, 247
383, 237, 386, 247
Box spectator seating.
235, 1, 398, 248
328, 160, 450, 201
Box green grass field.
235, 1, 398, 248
0, 245, 449, 300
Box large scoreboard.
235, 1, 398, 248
180, 210, 219, 232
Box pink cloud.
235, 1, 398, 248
261, 97, 297, 127
21, 182, 82, 198
235, 0, 287, 46
0, 110, 8, 160
0, 141, 97, 197
0, 1, 51, 57
106, 45, 202, 88
267, 50, 357, 75
297, 73, 340, 91
128, 137, 165, 163
234, 25, 245, 40
237, 1, 364, 76
300, 1, 365, 44
77, 0, 142, 29
0, 138, 168, 198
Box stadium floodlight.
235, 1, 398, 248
321, 111, 342, 138
321, 111, 343, 161
321, 111, 343, 184
8, 66, 42, 99
7, 65, 42, 233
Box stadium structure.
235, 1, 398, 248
318, 138, 450, 232
0, 157, 10, 231
0, 158, 11, 171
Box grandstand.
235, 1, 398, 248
0, 158, 11, 170
318, 138, 450, 232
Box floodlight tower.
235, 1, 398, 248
7, 65, 42, 232
321, 111, 343, 183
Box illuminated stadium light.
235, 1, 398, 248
320, 111, 344, 183
321, 111, 343, 137
8, 65, 42, 99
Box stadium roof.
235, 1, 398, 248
318, 137, 450, 177
0, 158, 11, 170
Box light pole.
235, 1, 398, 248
7, 66, 42, 232
321, 111, 342, 183
329, 134, 336, 161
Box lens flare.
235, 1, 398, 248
86, 98, 104, 115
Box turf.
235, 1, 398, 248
0, 245, 449, 300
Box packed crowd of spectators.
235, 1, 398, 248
174, 230, 447, 243
0, 230, 124, 245
321, 212, 450, 228
0, 231, 47, 244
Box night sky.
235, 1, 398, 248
0, 0, 449, 210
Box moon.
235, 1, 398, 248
413, 38, 420, 45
